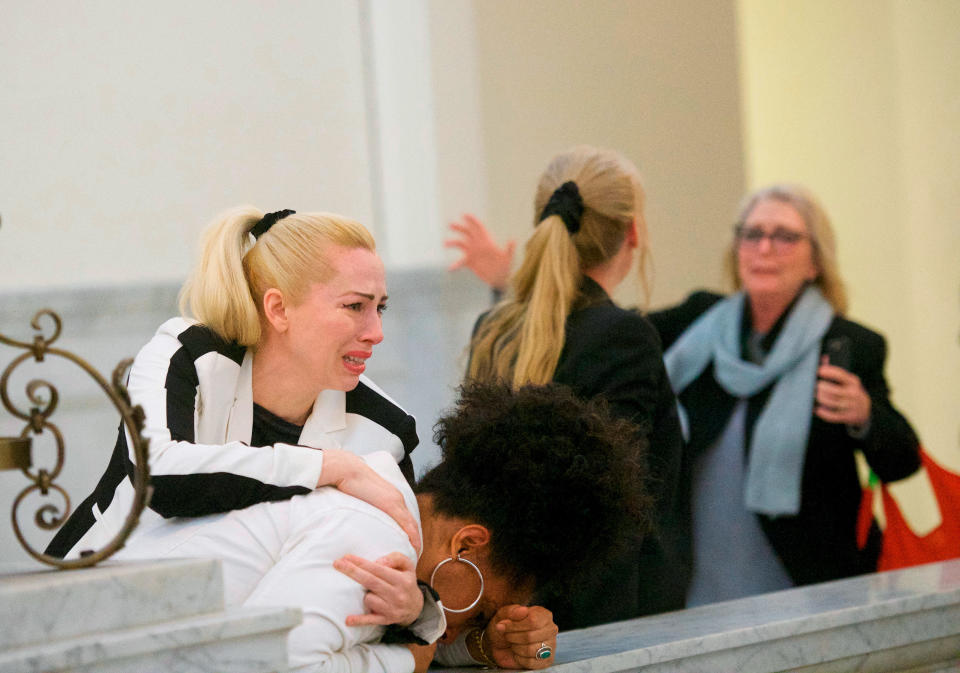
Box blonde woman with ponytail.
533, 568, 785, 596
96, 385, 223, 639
47, 206, 445, 654
453, 146, 686, 633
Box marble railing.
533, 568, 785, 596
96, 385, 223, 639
5, 558, 958, 673
465, 559, 960, 673
0, 558, 300, 673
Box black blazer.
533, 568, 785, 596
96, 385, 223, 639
647, 291, 921, 587
472, 277, 687, 628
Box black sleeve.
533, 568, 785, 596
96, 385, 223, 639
850, 328, 921, 482
645, 291, 723, 351
149, 475, 311, 517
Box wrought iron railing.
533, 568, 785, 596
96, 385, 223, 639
1, 304, 152, 568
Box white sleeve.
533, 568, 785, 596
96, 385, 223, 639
244, 501, 417, 673
127, 325, 325, 517
408, 583, 446, 644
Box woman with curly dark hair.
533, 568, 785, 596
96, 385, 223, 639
114, 381, 650, 673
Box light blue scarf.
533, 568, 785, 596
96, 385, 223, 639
664, 287, 834, 516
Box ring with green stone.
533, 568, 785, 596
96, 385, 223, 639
536, 643, 553, 660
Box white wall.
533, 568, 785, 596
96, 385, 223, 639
1, 0, 376, 289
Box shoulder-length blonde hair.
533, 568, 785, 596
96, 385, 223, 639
727, 184, 848, 314
178, 206, 375, 346
468, 145, 649, 387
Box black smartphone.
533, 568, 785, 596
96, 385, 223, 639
824, 336, 852, 370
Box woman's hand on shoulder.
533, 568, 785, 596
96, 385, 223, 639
318, 449, 421, 552
483, 604, 558, 669
335, 552, 423, 627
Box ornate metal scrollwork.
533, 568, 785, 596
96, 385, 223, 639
0, 309, 152, 568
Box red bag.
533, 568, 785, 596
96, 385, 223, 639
857, 449, 960, 571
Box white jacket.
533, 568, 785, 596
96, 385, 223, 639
47, 317, 418, 558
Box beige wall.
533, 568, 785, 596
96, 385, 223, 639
468, 0, 746, 309
738, 0, 960, 467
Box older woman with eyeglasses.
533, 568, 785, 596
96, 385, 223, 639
647, 183, 921, 605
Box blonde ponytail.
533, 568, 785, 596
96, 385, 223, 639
468, 145, 647, 388
469, 217, 580, 386
179, 206, 377, 346
178, 205, 263, 345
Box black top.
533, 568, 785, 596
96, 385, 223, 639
251, 403, 304, 448
473, 277, 687, 629
647, 291, 921, 587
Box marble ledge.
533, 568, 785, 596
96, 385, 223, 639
0, 558, 224, 650
0, 605, 302, 673
439, 559, 960, 673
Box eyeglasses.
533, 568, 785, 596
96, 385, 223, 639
734, 223, 809, 251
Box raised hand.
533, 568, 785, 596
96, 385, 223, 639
445, 214, 515, 291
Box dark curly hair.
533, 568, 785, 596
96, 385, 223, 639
416, 381, 651, 594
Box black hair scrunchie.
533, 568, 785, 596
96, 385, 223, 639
538, 181, 584, 235
250, 209, 296, 239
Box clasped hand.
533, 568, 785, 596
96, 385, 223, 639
483, 604, 559, 670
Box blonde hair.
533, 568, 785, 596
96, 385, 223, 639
726, 184, 848, 314
178, 205, 376, 345
468, 146, 649, 386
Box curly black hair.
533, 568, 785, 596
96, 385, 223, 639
416, 380, 651, 594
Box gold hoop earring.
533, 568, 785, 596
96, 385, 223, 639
429, 554, 484, 614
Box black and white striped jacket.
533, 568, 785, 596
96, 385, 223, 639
46, 317, 418, 558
